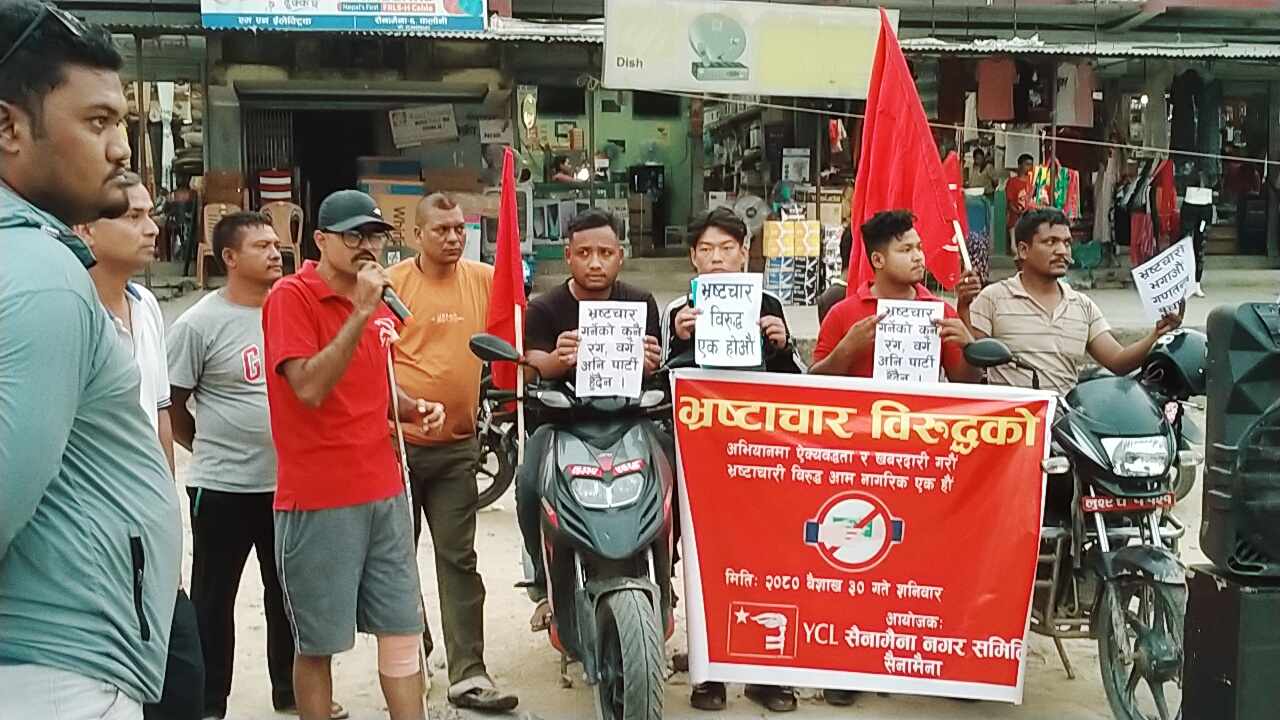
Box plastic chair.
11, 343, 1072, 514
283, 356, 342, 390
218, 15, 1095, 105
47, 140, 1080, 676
260, 201, 304, 273
199, 202, 241, 288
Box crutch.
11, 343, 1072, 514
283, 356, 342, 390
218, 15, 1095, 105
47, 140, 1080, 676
386, 345, 433, 696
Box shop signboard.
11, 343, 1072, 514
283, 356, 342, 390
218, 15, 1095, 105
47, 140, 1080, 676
672, 370, 1054, 702
389, 104, 459, 149
200, 0, 486, 32
603, 0, 894, 100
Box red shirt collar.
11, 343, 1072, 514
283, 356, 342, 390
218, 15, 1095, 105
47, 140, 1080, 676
296, 259, 340, 301
850, 279, 940, 303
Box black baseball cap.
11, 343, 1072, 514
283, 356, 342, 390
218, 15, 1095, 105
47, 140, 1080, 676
317, 190, 394, 233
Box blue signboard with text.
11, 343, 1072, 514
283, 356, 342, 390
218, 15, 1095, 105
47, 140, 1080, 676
200, 0, 486, 32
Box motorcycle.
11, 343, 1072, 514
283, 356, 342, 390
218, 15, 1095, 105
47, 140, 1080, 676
475, 366, 518, 509
469, 333, 676, 720
964, 330, 1205, 720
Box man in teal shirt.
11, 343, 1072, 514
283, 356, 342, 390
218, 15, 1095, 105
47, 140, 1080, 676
0, 3, 181, 717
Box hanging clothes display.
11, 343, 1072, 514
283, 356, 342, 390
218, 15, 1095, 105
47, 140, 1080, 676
1014, 61, 1054, 124
1181, 187, 1214, 285
1197, 79, 1224, 186
1055, 63, 1095, 128
977, 58, 1016, 121
939, 60, 971, 125
1093, 150, 1119, 244
1130, 212, 1155, 266
1003, 125, 1041, 168
965, 193, 992, 283
1027, 161, 1081, 221
1152, 159, 1180, 246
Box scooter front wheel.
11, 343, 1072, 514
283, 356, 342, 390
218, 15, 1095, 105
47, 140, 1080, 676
594, 589, 664, 720
1096, 575, 1186, 720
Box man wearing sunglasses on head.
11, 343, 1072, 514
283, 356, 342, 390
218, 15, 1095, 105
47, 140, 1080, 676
263, 189, 445, 720
0, 3, 183, 719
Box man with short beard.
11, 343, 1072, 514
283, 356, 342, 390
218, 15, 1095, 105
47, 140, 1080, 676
0, 2, 181, 717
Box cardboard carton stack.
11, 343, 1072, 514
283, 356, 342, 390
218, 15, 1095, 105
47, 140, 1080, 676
356, 156, 424, 253
762, 219, 821, 305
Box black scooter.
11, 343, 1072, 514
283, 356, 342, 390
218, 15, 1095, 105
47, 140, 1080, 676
469, 334, 676, 720
965, 332, 1205, 720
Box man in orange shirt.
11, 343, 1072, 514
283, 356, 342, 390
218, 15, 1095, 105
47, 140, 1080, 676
389, 194, 518, 712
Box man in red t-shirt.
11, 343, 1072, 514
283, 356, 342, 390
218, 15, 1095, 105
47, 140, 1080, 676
263, 189, 445, 720
810, 210, 982, 382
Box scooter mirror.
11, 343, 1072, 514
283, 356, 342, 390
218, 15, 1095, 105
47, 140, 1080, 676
469, 333, 520, 363
963, 338, 1014, 369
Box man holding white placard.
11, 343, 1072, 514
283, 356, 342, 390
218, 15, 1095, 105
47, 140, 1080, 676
663, 207, 803, 374
968, 208, 1181, 397
661, 208, 804, 712
810, 210, 982, 382
517, 208, 661, 632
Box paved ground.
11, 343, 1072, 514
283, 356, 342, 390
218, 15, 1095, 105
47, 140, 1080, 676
155, 272, 1240, 720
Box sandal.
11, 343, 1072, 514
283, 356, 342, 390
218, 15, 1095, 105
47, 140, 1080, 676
745, 684, 797, 713
448, 676, 519, 713
690, 681, 726, 711
530, 598, 552, 632
329, 702, 350, 720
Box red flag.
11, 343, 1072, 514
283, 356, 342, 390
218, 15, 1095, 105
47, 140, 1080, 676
848, 9, 963, 290
484, 147, 528, 390
941, 151, 969, 240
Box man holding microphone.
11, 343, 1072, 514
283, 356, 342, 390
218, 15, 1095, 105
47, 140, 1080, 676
263, 189, 444, 720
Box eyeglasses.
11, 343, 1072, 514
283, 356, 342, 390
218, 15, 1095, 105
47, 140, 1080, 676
335, 229, 390, 249
0, 4, 88, 70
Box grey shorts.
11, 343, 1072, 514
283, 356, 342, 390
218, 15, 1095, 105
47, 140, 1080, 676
275, 492, 426, 656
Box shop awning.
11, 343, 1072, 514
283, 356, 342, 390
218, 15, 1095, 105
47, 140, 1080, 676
234, 80, 490, 110
900, 36, 1280, 60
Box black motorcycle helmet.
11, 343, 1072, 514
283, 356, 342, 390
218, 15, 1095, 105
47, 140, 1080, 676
1143, 328, 1208, 399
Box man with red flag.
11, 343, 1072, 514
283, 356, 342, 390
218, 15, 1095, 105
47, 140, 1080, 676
388, 189, 519, 712
847, 9, 970, 293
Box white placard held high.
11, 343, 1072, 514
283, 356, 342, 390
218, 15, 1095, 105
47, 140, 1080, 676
692, 273, 764, 367
577, 301, 647, 399
873, 299, 944, 384
1132, 236, 1195, 322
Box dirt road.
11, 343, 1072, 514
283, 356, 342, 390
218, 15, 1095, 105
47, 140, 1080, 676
176, 439, 1205, 720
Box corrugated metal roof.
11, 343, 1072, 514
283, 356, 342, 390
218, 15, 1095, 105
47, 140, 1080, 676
900, 36, 1280, 59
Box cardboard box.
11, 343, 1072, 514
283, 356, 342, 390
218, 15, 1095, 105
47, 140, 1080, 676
795, 220, 821, 257
422, 168, 485, 193
819, 202, 844, 227
763, 221, 793, 258
356, 156, 421, 181
357, 177, 424, 248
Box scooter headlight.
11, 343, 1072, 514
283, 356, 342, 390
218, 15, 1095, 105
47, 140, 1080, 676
569, 477, 610, 509
1100, 436, 1170, 478
568, 472, 645, 509
609, 472, 645, 508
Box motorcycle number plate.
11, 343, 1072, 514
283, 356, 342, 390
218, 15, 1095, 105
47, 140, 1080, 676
1080, 494, 1175, 513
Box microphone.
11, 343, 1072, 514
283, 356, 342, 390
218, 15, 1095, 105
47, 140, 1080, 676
382, 287, 412, 323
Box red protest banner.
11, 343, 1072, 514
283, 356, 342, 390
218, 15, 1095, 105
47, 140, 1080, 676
672, 370, 1055, 703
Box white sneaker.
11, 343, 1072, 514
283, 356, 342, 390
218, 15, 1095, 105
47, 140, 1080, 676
1191, 283, 1206, 298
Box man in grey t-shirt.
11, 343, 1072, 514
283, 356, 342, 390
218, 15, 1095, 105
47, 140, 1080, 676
168, 213, 344, 719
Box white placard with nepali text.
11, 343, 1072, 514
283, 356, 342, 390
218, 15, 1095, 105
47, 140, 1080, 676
874, 300, 944, 384
1132, 237, 1195, 323
692, 273, 764, 367
577, 301, 647, 399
